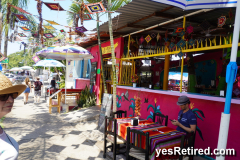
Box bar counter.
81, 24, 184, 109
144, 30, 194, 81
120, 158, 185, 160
116, 85, 240, 160
117, 86, 240, 104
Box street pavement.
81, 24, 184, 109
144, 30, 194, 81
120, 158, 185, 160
2, 91, 108, 160
2, 91, 206, 160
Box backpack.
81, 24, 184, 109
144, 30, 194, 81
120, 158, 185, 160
35, 81, 41, 91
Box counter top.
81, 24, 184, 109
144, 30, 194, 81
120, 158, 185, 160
75, 78, 90, 80
117, 86, 240, 105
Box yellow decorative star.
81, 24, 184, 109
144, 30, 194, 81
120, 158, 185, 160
190, 103, 194, 109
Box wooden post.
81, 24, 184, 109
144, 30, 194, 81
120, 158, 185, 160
163, 42, 170, 90
180, 16, 186, 93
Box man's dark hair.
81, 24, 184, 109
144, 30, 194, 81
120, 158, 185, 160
37, 77, 40, 80
53, 77, 55, 80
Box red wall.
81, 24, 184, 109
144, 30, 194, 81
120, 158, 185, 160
75, 78, 90, 89
117, 87, 240, 160
89, 37, 124, 104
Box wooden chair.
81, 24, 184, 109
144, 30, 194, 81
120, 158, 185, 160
126, 128, 150, 160
153, 112, 168, 126
49, 91, 61, 114
179, 131, 195, 160
103, 116, 126, 160
113, 110, 127, 118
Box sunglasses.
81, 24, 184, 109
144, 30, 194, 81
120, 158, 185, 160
0, 92, 18, 101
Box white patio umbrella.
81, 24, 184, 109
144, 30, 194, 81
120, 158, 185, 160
10, 67, 23, 72
36, 45, 94, 105
20, 66, 32, 70
33, 59, 65, 85
29, 69, 36, 72
151, 1, 239, 159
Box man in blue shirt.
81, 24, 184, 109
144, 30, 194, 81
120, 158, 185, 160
171, 96, 197, 133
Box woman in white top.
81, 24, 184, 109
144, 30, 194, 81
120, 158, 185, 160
0, 73, 26, 160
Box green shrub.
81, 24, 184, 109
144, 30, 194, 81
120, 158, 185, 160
77, 85, 96, 108
59, 76, 65, 89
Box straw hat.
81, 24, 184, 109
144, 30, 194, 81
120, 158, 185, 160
0, 73, 26, 96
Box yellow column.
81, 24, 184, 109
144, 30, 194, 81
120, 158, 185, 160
119, 60, 122, 84
163, 49, 170, 90
180, 16, 186, 93
127, 35, 131, 57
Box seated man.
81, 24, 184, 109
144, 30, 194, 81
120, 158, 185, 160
50, 77, 56, 89
171, 96, 196, 133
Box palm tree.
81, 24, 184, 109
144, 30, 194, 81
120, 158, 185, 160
1, 0, 31, 69
68, 0, 130, 110
107, 0, 130, 112
67, 1, 108, 95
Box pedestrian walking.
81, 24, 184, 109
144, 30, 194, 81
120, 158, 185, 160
34, 77, 43, 103
23, 77, 31, 104
0, 73, 26, 159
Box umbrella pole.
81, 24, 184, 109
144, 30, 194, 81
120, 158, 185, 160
216, 1, 240, 160
49, 66, 51, 86
65, 58, 67, 105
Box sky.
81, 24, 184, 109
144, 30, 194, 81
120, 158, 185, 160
169, 72, 188, 80
1, 1, 114, 56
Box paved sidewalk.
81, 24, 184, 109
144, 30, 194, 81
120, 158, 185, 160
3, 92, 105, 160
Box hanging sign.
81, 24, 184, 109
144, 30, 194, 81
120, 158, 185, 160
101, 42, 118, 55
68, 66, 74, 82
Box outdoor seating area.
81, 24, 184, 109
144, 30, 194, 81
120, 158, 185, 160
1, 0, 240, 159
103, 114, 195, 160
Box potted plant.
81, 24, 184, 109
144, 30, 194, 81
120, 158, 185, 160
77, 85, 96, 108
131, 74, 139, 88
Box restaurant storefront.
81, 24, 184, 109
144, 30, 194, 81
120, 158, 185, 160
77, 0, 240, 159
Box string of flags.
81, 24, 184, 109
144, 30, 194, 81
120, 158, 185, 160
7, 0, 109, 47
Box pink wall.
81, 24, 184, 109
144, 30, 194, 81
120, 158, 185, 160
151, 51, 223, 86
75, 78, 90, 89
89, 37, 124, 104
116, 86, 240, 160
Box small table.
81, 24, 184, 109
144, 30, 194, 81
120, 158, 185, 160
114, 117, 186, 160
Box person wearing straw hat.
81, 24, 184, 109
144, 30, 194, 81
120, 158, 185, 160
0, 73, 26, 159
171, 95, 197, 133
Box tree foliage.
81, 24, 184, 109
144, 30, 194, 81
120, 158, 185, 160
7, 47, 42, 69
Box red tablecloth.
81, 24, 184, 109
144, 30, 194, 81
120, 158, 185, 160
114, 117, 186, 160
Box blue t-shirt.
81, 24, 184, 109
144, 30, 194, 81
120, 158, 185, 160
176, 109, 197, 133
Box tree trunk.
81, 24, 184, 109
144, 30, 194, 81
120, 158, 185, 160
187, 53, 197, 93
0, 12, 3, 51
108, 0, 117, 112
3, 24, 9, 69
97, 13, 107, 94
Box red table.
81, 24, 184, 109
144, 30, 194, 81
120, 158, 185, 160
114, 117, 186, 160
